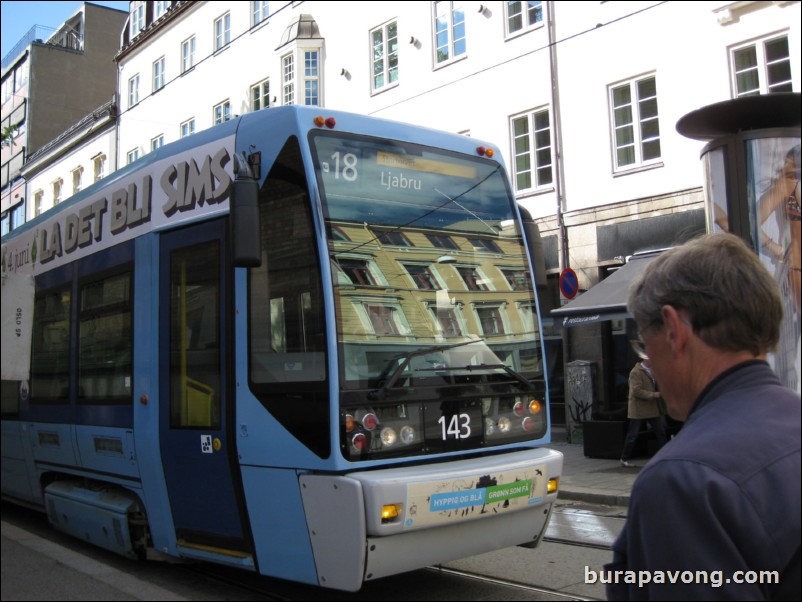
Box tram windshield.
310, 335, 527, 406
310, 131, 542, 391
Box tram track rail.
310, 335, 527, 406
426, 566, 599, 601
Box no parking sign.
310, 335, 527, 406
559, 267, 579, 299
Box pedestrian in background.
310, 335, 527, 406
619, 360, 666, 467
607, 233, 801, 600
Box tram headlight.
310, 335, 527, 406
485, 418, 497, 436
381, 427, 397, 447
498, 416, 512, 433
399, 425, 416, 444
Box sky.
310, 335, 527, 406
2, 1, 130, 62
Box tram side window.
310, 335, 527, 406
78, 271, 133, 404
248, 135, 329, 458
31, 285, 72, 404
249, 135, 327, 387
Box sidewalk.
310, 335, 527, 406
551, 437, 642, 507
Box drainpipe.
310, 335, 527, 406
547, 1, 568, 270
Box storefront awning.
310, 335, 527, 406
551, 252, 662, 327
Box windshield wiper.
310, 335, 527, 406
416, 363, 537, 392
369, 339, 480, 401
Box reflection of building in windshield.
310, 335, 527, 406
330, 219, 541, 382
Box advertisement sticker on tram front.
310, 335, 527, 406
404, 465, 546, 528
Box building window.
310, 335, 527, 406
93, 155, 106, 182
72, 167, 83, 195
371, 21, 398, 92
365, 304, 404, 336
610, 75, 661, 170
282, 54, 295, 104
469, 238, 502, 253
339, 259, 377, 286
130, 1, 145, 38
155, 1, 170, 20
180, 118, 195, 138
405, 264, 441, 290
372, 229, 411, 246
251, 79, 270, 111
34, 190, 44, 216
214, 100, 231, 125
151, 135, 164, 151
426, 233, 459, 250
214, 12, 231, 51
181, 36, 196, 73
127, 149, 139, 165
732, 34, 792, 97
303, 51, 320, 106
128, 73, 140, 108
433, 307, 463, 337
502, 268, 531, 291
252, 1, 269, 27
433, 1, 466, 65
53, 179, 63, 205
511, 107, 553, 192
476, 306, 506, 336
506, 1, 543, 37
153, 57, 165, 91
457, 266, 490, 291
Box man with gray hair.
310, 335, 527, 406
606, 233, 800, 600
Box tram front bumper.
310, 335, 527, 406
299, 447, 563, 591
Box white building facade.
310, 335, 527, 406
112, 0, 799, 411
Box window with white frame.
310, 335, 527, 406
505, 1, 543, 37
215, 12, 231, 51
214, 100, 231, 125
303, 51, 320, 106
511, 107, 553, 192
251, 79, 270, 110
53, 179, 63, 205
428, 304, 464, 338
403, 264, 442, 290
731, 34, 792, 97
153, 57, 165, 91
128, 73, 140, 108
151, 135, 164, 151
130, 1, 145, 38
181, 36, 196, 73
127, 149, 140, 165
180, 118, 195, 138
433, 1, 466, 65
282, 54, 295, 104
155, 1, 170, 20
72, 167, 83, 195
610, 75, 661, 171
371, 20, 398, 92
34, 190, 44, 216
93, 155, 106, 182
252, 1, 269, 27
475, 304, 508, 337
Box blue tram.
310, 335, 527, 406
1, 106, 562, 591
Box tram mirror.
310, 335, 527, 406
231, 178, 262, 267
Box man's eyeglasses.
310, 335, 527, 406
630, 318, 661, 361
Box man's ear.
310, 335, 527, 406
661, 305, 689, 358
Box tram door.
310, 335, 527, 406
158, 219, 250, 554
